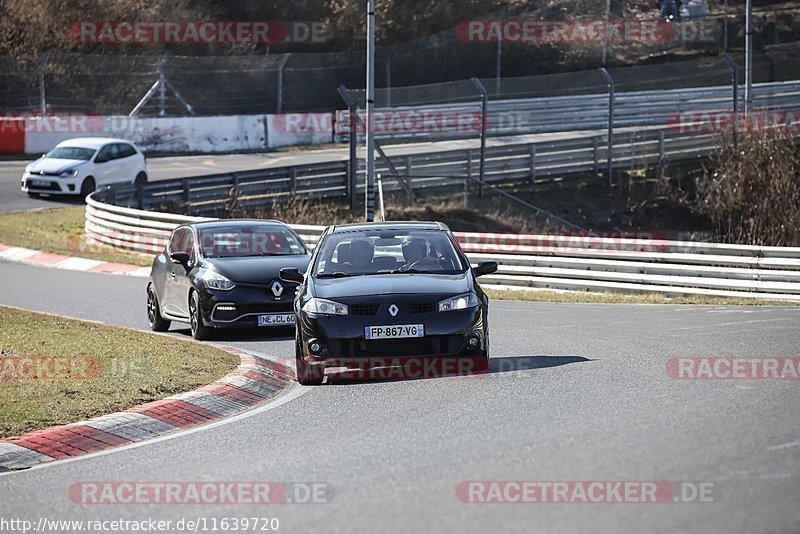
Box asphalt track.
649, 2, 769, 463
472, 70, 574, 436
0, 260, 798, 533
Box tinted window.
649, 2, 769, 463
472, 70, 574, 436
45, 147, 95, 160
95, 146, 113, 162
169, 228, 191, 254
314, 229, 464, 277
116, 143, 137, 158
198, 224, 307, 258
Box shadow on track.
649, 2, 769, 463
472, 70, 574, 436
170, 326, 294, 343
324, 355, 594, 386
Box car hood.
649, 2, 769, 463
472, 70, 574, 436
313, 272, 472, 299
203, 255, 310, 284
27, 158, 86, 174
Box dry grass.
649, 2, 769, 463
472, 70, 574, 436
690, 134, 800, 247
0, 206, 154, 266
0, 306, 239, 438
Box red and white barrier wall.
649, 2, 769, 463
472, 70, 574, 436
0, 114, 338, 155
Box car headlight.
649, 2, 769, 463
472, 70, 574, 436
202, 270, 236, 291
438, 293, 479, 312
59, 169, 78, 178
302, 298, 348, 316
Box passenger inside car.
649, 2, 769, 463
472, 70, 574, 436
344, 238, 375, 273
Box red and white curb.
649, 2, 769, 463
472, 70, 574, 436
0, 348, 295, 472
0, 243, 149, 277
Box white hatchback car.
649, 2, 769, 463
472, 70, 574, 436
21, 137, 148, 198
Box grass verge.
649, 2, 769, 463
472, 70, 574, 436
0, 206, 153, 267
485, 288, 800, 306
0, 306, 239, 439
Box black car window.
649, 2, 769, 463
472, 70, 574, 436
117, 143, 137, 158
169, 228, 189, 254
45, 146, 95, 160
315, 229, 465, 277
198, 224, 307, 258
95, 145, 113, 162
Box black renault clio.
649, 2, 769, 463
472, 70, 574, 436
147, 219, 311, 340
280, 221, 498, 385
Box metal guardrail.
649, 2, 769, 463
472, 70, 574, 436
335, 80, 800, 142
91, 124, 742, 216
90, 78, 800, 218
85, 197, 800, 301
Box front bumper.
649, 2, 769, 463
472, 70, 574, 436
21, 172, 81, 194
196, 283, 297, 329
297, 302, 486, 366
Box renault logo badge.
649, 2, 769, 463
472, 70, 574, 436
271, 281, 284, 297
388, 304, 399, 317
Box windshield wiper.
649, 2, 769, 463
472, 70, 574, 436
316, 272, 352, 278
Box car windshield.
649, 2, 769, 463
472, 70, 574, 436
314, 228, 466, 277
198, 224, 307, 258
44, 146, 95, 160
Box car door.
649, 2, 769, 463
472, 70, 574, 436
92, 144, 116, 187
163, 228, 190, 317
114, 143, 138, 184
172, 229, 196, 318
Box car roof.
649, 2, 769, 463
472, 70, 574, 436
54, 137, 136, 149
186, 219, 287, 230
330, 221, 447, 234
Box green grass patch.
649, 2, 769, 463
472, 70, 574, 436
0, 206, 153, 266
0, 306, 239, 438
485, 288, 800, 306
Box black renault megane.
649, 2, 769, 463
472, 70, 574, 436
147, 219, 311, 340
279, 221, 498, 385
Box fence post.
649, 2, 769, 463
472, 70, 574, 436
38, 52, 50, 115
599, 67, 615, 190
136, 184, 144, 210
529, 144, 536, 185
471, 78, 488, 198
385, 46, 392, 107
290, 167, 297, 194
182, 181, 190, 203
593, 137, 600, 174
723, 53, 739, 145
658, 129, 666, 169
276, 54, 290, 114
349, 104, 358, 208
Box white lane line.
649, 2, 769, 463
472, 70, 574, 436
767, 438, 800, 451
672, 318, 795, 330
0, 383, 308, 477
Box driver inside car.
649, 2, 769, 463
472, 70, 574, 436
400, 236, 440, 271
344, 238, 375, 273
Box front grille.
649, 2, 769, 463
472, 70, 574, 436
25, 180, 60, 191
409, 302, 435, 314
351, 304, 379, 316
332, 335, 464, 358
211, 302, 293, 322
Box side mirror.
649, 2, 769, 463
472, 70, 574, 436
473, 261, 498, 277
280, 267, 304, 283
169, 251, 190, 266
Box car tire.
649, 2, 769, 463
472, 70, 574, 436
189, 291, 212, 341
295, 327, 323, 385
79, 176, 95, 199
134, 172, 148, 186
147, 285, 171, 332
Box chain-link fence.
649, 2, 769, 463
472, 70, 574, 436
1, 4, 799, 116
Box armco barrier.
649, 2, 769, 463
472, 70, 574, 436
85, 196, 800, 301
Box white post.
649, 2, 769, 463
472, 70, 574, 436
377, 174, 385, 222
365, 0, 376, 222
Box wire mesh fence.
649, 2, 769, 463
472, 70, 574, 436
1, 4, 799, 116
